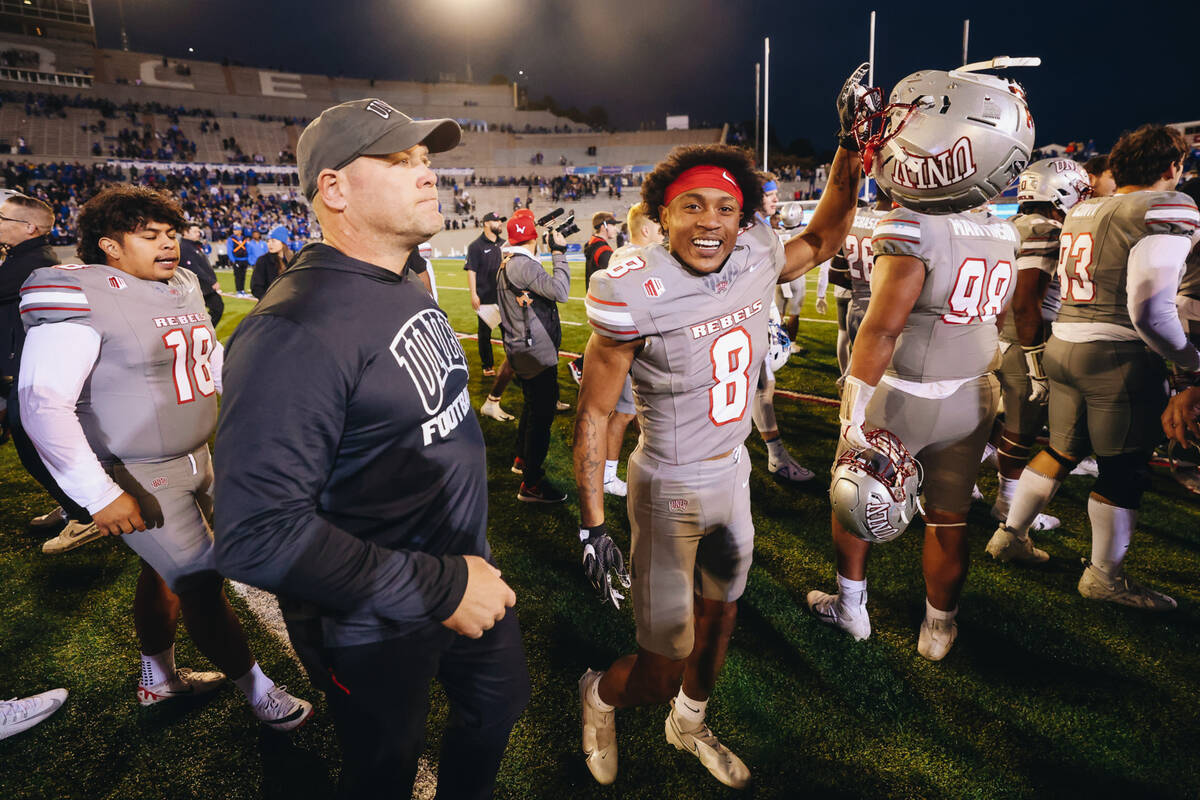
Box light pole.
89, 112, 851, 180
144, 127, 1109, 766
117, 0, 130, 50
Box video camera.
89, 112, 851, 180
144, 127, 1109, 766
537, 207, 579, 250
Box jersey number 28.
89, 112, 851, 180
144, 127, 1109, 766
708, 327, 752, 425
163, 326, 216, 403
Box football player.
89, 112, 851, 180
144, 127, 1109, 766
1084, 154, 1117, 198
809, 61, 1035, 660
572, 65, 870, 788
828, 186, 892, 379
753, 171, 815, 483
987, 125, 1198, 609
18, 186, 312, 728
984, 159, 1091, 533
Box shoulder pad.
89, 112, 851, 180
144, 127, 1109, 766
872, 208, 928, 263
1143, 191, 1200, 237
19, 266, 94, 327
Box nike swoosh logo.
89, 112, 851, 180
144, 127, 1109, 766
484, 248, 493, 253
684, 703, 701, 713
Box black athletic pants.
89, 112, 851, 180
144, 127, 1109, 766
515, 365, 559, 485
232, 261, 248, 293
290, 611, 529, 800
7, 383, 91, 522
477, 315, 494, 370
203, 291, 224, 327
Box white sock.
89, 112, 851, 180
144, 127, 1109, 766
836, 573, 867, 606
140, 645, 176, 687
233, 662, 275, 705
765, 436, 787, 464
588, 673, 614, 712
1006, 468, 1061, 537
673, 687, 707, 730
925, 598, 957, 621
994, 475, 1018, 513
604, 459, 618, 483
1088, 496, 1135, 576
486, 394, 501, 404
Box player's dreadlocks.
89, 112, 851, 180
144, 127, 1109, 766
77, 185, 188, 265
642, 144, 763, 228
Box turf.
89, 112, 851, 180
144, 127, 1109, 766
1, 260, 1198, 799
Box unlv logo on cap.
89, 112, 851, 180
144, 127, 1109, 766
365, 100, 397, 119
889, 136, 977, 190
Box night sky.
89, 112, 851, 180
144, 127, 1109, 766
89, 0, 1195, 153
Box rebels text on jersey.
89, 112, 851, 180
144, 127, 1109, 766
871, 207, 1019, 382
585, 221, 784, 464
20, 263, 216, 462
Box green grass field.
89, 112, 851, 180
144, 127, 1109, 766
2, 259, 1198, 799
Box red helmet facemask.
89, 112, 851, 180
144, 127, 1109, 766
851, 87, 922, 176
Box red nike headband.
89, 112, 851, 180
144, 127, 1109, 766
664, 165, 744, 208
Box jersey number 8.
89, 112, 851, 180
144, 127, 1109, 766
163, 326, 216, 404
708, 327, 752, 425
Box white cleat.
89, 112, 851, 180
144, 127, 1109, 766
137, 668, 225, 706
990, 504, 1060, 531
805, 590, 870, 641
603, 476, 627, 497
42, 519, 104, 554
1077, 562, 1176, 611
985, 526, 1049, 564
252, 685, 313, 732
665, 700, 751, 789
479, 399, 514, 422
971, 484, 984, 502
579, 669, 617, 785
0, 688, 68, 740
768, 452, 815, 483
1070, 456, 1099, 477
556, 400, 571, 412
917, 615, 958, 661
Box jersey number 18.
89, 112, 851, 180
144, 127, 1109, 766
163, 326, 216, 403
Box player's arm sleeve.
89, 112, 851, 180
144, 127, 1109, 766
17, 323, 123, 514
584, 270, 642, 341
1127, 233, 1200, 371
816, 261, 830, 298
211, 339, 224, 395
871, 209, 930, 266
509, 253, 570, 302
213, 315, 468, 624
1016, 219, 1060, 274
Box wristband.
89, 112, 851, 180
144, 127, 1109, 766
580, 522, 607, 542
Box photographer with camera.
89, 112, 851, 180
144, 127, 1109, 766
497, 208, 572, 503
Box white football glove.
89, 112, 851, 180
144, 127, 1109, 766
839, 375, 876, 451
815, 296, 828, 316
1023, 344, 1049, 404
581, 524, 631, 609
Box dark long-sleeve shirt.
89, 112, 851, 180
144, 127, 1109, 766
213, 242, 486, 647
179, 238, 217, 296
0, 235, 57, 379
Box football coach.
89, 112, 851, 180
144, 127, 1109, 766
212, 99, 530, 799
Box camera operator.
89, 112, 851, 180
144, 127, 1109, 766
497, 208, 570, 504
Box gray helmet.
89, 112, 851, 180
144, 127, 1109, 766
862, 60, 1037, 214
778, 201, 806, 229
1017, 158, 1092, 212
830, 429, 923, 543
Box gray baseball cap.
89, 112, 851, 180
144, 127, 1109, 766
297, 98, 461, 200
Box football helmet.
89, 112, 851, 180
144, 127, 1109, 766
830, 428, 923, 543
767, 315, 791, 372
855, 57, 1038, 214
778, 201, 806, 230
1016, 158, 1092, 212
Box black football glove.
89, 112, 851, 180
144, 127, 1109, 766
580, 523, 631, 609
835, 62, 875, 151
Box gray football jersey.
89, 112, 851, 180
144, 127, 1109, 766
872, 207, 1018, 382
1000, 212, 1063, 343
1057, 190, 1199, 327
832, 207, 886, 303
586, 221, 784, 464
21, 264, 216, 462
